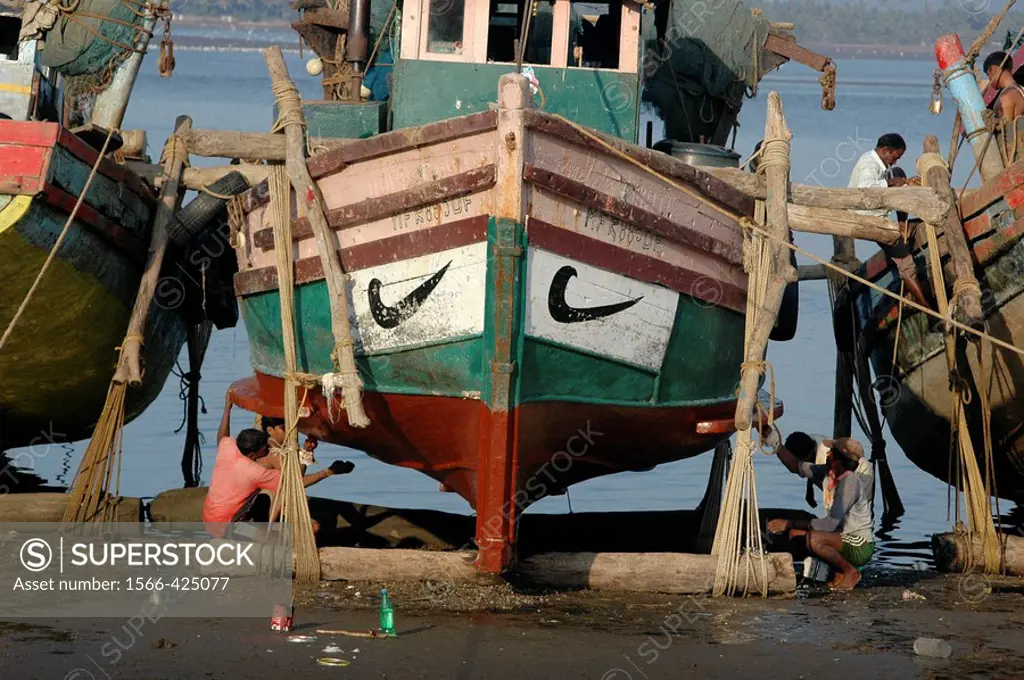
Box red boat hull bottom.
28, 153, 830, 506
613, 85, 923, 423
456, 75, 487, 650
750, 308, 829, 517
231, 373, 750, 572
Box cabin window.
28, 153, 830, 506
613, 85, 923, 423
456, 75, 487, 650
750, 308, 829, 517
0, 16, 21, 61
569, 1, 620, 68
486, 0, 554, 65
427, 0, 466, 54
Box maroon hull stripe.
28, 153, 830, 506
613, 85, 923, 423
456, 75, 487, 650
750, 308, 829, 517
235, 215, 489, 296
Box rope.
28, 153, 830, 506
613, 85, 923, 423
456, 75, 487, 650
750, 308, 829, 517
0, 127, 117, 354
267, 165, 320, 582
270, 81, 305, 133
966, 0, 1017, 63
746, 221, 1024, 359
711, 196, 772, 598
757, 138, 790, 171
923, 218, 1001, 574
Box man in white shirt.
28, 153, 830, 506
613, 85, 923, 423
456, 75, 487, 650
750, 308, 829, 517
848, 134, 931, 308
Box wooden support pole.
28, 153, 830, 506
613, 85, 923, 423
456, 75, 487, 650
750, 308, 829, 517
734, 93, 799, 431
113, 116, 192, 386
318, 547, 797, 594
920, 135, 984, 328
933, 532, 1024, 576
703, 167, 951, 225
182, 128, 347, 160
788, 204, 900, 246
263, 46, 369, 428
798, 261, 859, 281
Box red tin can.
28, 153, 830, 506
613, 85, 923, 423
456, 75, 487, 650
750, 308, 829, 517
270, 604, 293, 632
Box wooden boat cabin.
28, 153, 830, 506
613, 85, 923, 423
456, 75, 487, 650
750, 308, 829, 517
393, 0, 641, 137
301, 0, 644, 143
0, 9, 62, 122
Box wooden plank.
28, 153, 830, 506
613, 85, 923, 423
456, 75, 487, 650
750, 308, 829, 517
56, 126, 154, 202
235, 215, 489, 295
0, 143, 48, 195
252, 165, 496, 248
762, 33, 831, 72
524, 164, 743, 265
307, 109, 498, 179
960, 157, 1024, 218
39, 184, 148, 263
523, 109, 755, 219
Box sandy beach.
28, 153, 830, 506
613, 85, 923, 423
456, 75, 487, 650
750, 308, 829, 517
4, 569, 1024, 679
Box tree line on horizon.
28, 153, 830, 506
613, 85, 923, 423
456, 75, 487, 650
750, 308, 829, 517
0, 0, 1019, 48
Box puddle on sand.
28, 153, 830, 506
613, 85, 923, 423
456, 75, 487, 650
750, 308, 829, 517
0, 621, 75, 643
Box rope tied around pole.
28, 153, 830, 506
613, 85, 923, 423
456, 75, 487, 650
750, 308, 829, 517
756, 138, 790, 173
271, 80, 305, 133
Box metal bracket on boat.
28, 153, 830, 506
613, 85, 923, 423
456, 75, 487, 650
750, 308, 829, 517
494, 243, 523, 257
492, 361, 516, 374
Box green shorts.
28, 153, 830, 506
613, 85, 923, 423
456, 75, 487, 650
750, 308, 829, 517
840, 536, 874, 567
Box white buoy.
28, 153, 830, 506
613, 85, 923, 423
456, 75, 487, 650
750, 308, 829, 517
306, 57, 324, 76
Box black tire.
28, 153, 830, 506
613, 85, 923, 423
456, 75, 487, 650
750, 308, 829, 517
832, 288, 857, 353
770, 281, 800, 342
770, 247, 800, 342
166, 171, 250, 246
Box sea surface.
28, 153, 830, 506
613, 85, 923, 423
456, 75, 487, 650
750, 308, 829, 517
8, 52, 1011, 568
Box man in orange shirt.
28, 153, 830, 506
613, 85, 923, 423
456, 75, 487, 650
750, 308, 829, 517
203, 390, 353, 537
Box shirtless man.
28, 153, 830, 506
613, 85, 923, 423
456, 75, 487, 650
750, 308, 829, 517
985, 51, 1024, 162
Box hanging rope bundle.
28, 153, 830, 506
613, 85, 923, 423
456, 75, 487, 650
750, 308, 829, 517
266, 165, 321, 582
918, 193, 1001, 573
712, 96, 797, 596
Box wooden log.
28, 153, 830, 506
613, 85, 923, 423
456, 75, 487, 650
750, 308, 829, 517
518, 551, 796, 594
0, 493, 142, 522
182, 128, 348, 161
932, 532, 1024, 576
318, 547, 796, 594
735, 92, 799, 431
126, 161, 272, 192
146, 487, 813, 553
320, 547, 498, 584
920, 135, 984, 328
119, 129, 148, 160
788, 203, 899, 245
703, 167, 951, 225
798, 261, 862, 281
113, 116, 192, 386
264, 46, 369, 427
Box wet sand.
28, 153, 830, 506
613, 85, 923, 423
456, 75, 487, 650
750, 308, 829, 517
4, 569, 1024, 679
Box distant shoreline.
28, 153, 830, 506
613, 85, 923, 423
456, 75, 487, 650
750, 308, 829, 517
165, 16, 973, 61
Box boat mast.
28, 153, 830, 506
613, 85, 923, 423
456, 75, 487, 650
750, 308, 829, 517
89, 3, 160, 130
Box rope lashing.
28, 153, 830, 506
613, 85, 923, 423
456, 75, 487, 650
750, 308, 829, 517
115, 333, 145, 351
271, 80, 305, 133
756, 139, 790, 173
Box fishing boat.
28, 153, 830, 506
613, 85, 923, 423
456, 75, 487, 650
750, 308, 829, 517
852, 32, 1024, 502
0, 0, 239, 452
228, 0, 833, 571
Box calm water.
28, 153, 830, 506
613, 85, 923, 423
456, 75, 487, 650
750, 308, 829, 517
8, 51, 1002, 567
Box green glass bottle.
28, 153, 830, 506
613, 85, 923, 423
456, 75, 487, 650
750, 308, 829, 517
379, 588, 396, 637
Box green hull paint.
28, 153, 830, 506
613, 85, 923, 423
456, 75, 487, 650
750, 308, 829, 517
240, 218, 744, 411
391, 61, 640, 140
0, 200, 187, 449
